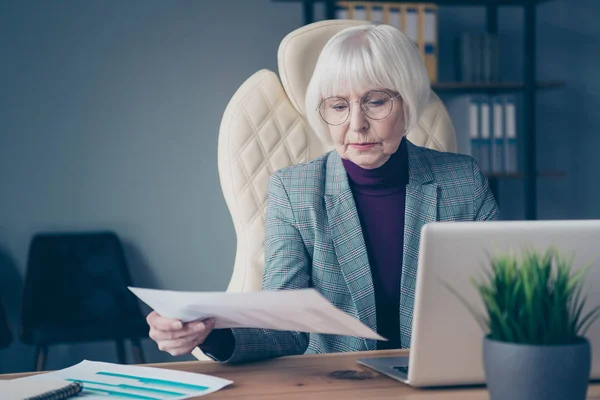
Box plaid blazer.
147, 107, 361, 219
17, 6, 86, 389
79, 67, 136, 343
225, 139, 500, 364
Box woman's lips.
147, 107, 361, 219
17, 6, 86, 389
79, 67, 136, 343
349, 143, 378, 150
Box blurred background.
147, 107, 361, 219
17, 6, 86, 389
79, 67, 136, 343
0, 0, 598, 374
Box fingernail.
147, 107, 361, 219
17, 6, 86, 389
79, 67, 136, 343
171, 321, 182, 330
194, 322, 205, 332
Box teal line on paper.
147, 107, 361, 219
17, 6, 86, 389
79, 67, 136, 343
96, 371, 209, 391
67, 378, 183, 396
82, 387, 161, 399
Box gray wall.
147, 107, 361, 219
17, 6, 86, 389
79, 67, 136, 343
0, 0, 308, 373
0, 0, 598, 373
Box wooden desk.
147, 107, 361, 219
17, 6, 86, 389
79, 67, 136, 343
3, 350, 600, 399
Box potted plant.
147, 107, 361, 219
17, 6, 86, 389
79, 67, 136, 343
446, 247, 600, 400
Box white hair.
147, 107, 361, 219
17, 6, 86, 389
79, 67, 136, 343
305, 24, 430, 145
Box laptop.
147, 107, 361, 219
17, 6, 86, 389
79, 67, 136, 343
357, 220, 600, 387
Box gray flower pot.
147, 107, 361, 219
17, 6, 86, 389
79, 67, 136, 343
483, 336, 591, 400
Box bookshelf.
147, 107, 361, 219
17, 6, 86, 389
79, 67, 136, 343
273, 0, 552, 4
272, 0, 564, 220
432, 80, 564, 94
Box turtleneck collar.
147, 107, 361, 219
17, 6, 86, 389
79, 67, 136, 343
341, 137, 409, 195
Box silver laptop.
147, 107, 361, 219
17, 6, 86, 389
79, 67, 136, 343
358, 220, 600, 387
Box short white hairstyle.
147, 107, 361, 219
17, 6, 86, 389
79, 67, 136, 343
305, 24, 430, 145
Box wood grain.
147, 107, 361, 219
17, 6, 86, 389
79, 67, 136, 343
2, 349, 600, 399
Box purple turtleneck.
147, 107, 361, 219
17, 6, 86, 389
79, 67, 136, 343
341, 137, 408, 349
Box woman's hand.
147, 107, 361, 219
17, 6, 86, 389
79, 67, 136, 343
147, 311, 215, 356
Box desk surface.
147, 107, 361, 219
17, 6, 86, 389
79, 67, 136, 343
3, 350, 600, 399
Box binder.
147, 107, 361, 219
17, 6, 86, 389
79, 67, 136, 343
469, 98, 480, 163
405, 7, 419, 45
456, 33, 499, 83
472, 34, 482, 82
504, 96, 518, 173
371, 4, 384, 23
388, 5, 402, 31
423, 6, 438, 82
353, 4, 367, 20
482, 34, 492, 83
479, 97, 491, 174
491, 96, 504, 173
457, 33, 473, 82
489, 34, 500, 82
335, 2, 349, 19
443, 95, 475, 157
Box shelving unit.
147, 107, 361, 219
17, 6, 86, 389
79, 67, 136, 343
432, 80, 564, 94
272, 0, 564, 220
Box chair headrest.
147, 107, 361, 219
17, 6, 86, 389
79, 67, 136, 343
277, 19, 370, 118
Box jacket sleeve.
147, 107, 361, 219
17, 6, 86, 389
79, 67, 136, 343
472, 158, 501, 221
213, 172, 311, 364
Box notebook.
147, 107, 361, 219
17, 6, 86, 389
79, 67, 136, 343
0, 379, 82, 400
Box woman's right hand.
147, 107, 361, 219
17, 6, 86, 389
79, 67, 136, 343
146, 311, 215, 356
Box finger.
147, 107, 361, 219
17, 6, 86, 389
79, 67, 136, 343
165, 320, 215, 356
165, 344, 198, 357
147, 311, 182, 331
158, 333, 202, 352
149, 324, 194, 341
201, 318, 216, 332
150, 319, 212, 342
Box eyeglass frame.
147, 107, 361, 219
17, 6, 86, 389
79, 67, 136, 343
316, 90, 403, 126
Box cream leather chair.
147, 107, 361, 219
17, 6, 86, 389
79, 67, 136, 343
218, 19, 456, 294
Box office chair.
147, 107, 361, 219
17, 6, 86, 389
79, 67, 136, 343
218, 19, 456, 295
0, 295, 12, 348
20, 231, 147, 371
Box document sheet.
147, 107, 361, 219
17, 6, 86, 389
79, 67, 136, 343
16, 360, 232, 399
129, 287, 385, 341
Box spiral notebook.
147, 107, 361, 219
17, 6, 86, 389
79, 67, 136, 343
0, 379, 82, 400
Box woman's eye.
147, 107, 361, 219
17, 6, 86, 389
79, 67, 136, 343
332, 104, 348, 111
366, 100, 385, 107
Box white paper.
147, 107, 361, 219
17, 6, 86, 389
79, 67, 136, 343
129, 287, 386, 341
16, 360, 232, 399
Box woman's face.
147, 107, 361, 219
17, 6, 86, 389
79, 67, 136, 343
322, 88, 406, 169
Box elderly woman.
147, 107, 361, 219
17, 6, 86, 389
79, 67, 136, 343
147, 23, 500, 363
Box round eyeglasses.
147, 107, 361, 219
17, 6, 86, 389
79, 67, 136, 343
317, 90, 402, 126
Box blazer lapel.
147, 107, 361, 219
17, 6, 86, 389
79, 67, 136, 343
400, 140, 439, 348
324, 152, 377, 348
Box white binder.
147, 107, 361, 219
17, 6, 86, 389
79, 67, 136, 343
492, 96, 504, 173
504, 97, 518, 173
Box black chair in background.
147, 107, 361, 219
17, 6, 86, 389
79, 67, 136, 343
0, 295, 12, 349
20, 231, 148, 371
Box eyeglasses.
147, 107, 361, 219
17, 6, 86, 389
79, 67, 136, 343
317, 90, 402, 126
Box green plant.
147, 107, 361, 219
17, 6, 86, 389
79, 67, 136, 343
444, 247, 600, 345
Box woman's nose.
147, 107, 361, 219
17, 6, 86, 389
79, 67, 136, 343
349, 102, 369, 132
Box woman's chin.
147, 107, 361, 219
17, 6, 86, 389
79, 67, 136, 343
347, 152, 387, 169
